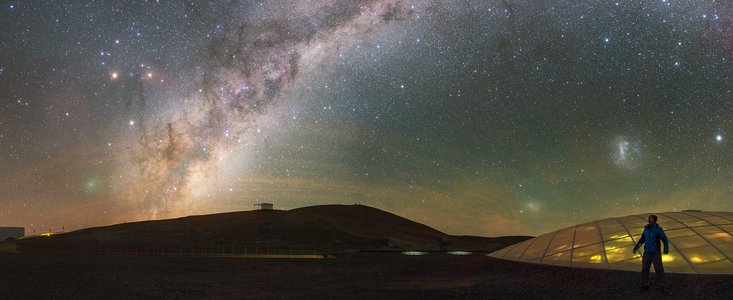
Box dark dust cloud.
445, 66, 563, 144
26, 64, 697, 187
1, 1, 733, 236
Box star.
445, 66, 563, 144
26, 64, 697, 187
715, 133, 724, 144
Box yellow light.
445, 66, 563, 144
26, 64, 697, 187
553, 244, 569, 251
590, 255, 603, 262
401, 251, 427, 256
689, 256, 705, 263
662, 254, 675, 263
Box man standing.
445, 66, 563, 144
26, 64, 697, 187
632, 214, 669, 291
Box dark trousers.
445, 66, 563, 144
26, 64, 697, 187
641, 252, 664, 286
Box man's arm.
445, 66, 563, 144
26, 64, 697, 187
659, 227, 669, 254
633, 232, 645, 253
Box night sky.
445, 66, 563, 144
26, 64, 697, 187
2, 1, 733, 237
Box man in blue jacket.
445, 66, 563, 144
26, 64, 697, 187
632, 214, 669, 291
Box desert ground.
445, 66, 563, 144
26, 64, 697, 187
1, 251, 732, 299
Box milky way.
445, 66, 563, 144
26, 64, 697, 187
120, 0, 419, 219
3, 1, 733, 236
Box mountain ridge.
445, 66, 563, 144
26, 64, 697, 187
7, 204, 531, 253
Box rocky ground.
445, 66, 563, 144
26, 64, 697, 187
1, 252, 732, 299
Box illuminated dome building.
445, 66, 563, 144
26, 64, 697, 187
489, 211, 733, 274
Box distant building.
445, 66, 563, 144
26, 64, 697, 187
254, 203, 274, 210
0, 227, 24, 240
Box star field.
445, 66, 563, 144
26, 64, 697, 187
2, 1, 733, 236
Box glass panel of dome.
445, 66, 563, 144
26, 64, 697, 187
614, 216, 646, 240
719, 225, 733, 236
665, 228, 697, 239
709, 212, 733, 223
657, 250, 695, 273
691, 225, 724, 235
541, 249, 571, 266
705, 228, 733, 254
571, 241, 601, 259
503, 238, 535, 260
662, 212, 711, 227
544, 226, 575, 255
684, 211, 733, 226
597, 218, 630, 240
608, 251, 642, 271
603, 237, 635, 263
692, 226, 733, 247
714, 242, 733, 255
614, 216, 641, 230
623, 213, 686, 231
655, 216, 685, 230
694, 259, 733, 274
722, 212, 733, 221
671, 234, 708, 250
573, 222, 601, 249
571, 242, 606, 267
520, 232, 555, 261
683, 245, 728, 265
489, 244, 513, 258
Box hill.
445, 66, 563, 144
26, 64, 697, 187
5, 204, 530, 254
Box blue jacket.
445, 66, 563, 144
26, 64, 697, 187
634, 223, 669, 254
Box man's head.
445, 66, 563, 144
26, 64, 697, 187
648, 215, 658, 224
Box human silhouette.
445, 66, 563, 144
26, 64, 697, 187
633, 214, 669, 291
